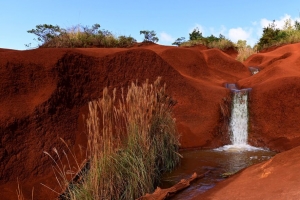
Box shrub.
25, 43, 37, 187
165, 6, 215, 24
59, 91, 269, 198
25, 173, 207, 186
46, 78, 181, 200
256, 19, 300, 51
27, 24, 137, 48
189, 27, 204, 40
140, 30, 159, 43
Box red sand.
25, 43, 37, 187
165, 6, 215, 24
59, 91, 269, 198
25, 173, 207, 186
1, 43, 300, 199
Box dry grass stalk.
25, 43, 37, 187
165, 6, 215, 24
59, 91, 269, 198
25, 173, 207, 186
236, 46, 257, 62
44, 77, 180, 200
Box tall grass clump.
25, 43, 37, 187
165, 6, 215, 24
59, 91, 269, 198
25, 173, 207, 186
55, 77, 180, 200
236, 46, 257, 62
27, 24, 136, 48
235, 40, 257, 62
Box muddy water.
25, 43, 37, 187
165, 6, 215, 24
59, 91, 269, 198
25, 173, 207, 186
160, 148, 276, 199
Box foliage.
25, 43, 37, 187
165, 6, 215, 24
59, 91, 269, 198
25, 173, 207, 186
27, 24, 62, 44
236, 40, 257, 62
256, 19, 300, 51
27, 23, 136, 48
179, 28, 235, 50
256, 20, 287, 50
140, 30, 159, 43
189, 27, 203, 40
46, 78, 181, 200
295, 20, 300, 31
172, 37, 186, 46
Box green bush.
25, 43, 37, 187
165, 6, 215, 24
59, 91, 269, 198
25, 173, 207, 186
256, 19, 300, 51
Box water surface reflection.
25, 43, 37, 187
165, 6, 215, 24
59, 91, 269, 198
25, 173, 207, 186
160, 148, 276, 199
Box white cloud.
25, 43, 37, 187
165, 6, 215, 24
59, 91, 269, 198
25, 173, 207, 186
159, 32, 175, 43
252, 21, 258, 26
228, 27, 252, 42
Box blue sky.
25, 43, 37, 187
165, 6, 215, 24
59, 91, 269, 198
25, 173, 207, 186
1, 0, 300, 50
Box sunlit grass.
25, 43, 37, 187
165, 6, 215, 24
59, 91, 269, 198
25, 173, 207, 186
44, 78, 181, 200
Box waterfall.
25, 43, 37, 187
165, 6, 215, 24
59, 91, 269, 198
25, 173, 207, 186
229, 89, 249, 145
215, 83, 263, 151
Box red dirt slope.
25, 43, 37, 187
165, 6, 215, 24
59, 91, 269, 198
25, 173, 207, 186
196, 145, 300, 200
0, 45, 249, 199
239, 43, 300, 152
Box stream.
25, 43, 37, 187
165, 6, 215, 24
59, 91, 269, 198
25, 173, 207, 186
160, 148, 276, 199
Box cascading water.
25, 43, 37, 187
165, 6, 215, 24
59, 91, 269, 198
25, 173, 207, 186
229, 89, 250, 146
216, 83, 261, 151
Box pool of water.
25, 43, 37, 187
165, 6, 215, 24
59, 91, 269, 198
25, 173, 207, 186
159, 147, 276, 199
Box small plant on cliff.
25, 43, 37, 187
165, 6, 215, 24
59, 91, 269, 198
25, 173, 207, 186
140, 30, 159, 43
46, 78, 180, 199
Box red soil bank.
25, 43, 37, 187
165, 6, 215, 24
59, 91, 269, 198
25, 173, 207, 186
192, 43, 300, 200
0, 44, 247, 199
240, 43, 300, 152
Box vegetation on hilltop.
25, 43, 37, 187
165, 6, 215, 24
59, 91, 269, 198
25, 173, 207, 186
173, 27, 236, 50
27, 23, 137, 48
140, 30, 159, 43
256, 19, 300, 51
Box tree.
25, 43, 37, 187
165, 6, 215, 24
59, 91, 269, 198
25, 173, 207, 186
140, 30, 159, 43
283, 18, 293, 31
172, 37, 185, 46
82, 23, 101, 34
236, 40, 247, 48
257, 20, 286, 50
27, 24, 62, 44
295, 20, 300, 31
189, 27, 203, 40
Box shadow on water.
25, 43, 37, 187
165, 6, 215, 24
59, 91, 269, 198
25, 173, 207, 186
160, 148, 276, 200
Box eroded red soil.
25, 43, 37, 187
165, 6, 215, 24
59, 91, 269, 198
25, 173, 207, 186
1, 43, 300, 199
